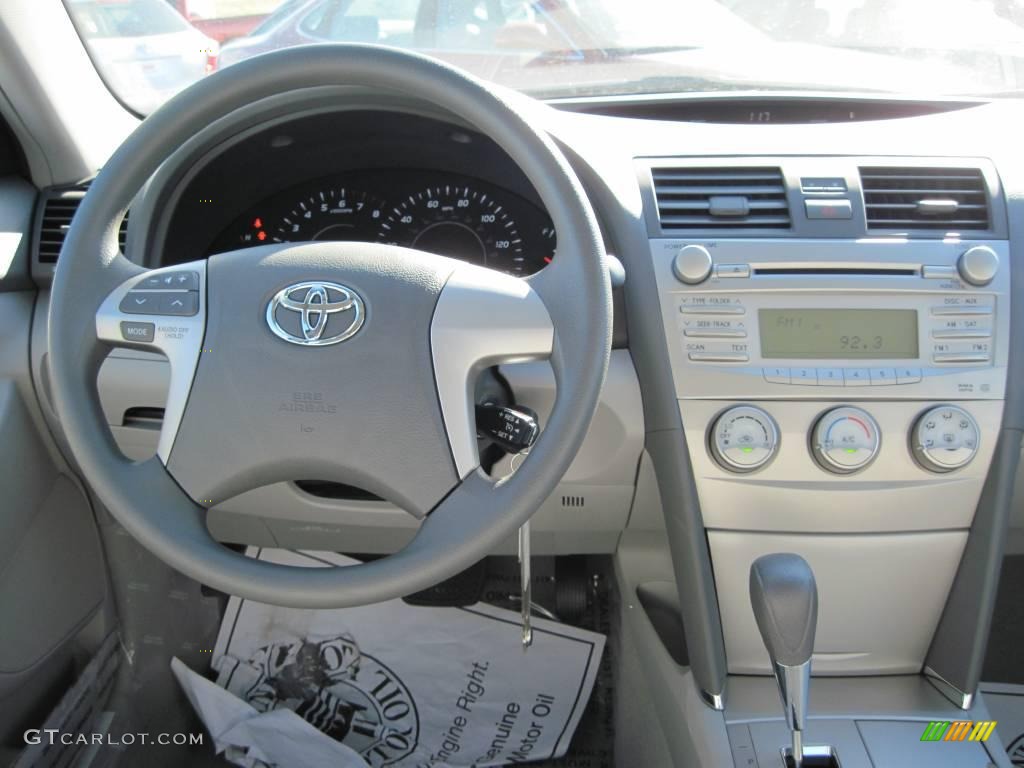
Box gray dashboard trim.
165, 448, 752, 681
561, 141, 729, 705
923, 146, 1024, 704
924, 431, 1020, 707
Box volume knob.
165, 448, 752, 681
957, 246, 999, 286
673, 245, 713, 285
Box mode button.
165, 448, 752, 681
120, 321, 155, 343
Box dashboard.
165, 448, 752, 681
17, 83, 1024, 730
152, 109, 560, 277
201, 169, 555, 276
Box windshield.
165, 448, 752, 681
65, 0, 1024, 115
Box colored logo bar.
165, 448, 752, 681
920, 721, 997, 742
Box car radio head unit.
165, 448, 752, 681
653, 238, 1009, 401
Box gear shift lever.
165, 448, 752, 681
749, 554, 818, 768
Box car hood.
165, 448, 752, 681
446, 39, 993, 98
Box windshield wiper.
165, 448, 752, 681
527, 44, 704, 66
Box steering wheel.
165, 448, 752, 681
48, 45, 611, 608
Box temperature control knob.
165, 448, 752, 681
958, 246, 999, 286
710, 406, 779, 473
811, 406, 881, 474
673, 244, 713, 285
912, 405, 980, 473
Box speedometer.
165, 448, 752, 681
268, 187, 385, 243
378, 185, 538, 275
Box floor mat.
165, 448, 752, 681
478, 557, 615, 768
91, 518, 228, 768
181, 549, 611, 768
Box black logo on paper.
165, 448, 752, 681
242, 635, 419, 766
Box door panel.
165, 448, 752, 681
0, 177, 111, 747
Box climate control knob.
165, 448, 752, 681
811, 406, 881, 474
673, 244, 713, 284
709, 406, 779, 473
912, 405, 980, 473
957, 246, 999, 286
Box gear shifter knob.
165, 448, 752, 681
749, 553, 818, 667
749, 553, 818, 768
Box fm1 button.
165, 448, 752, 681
120, 321, 155, 343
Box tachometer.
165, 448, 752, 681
267, 187, 385, 243
378, 185, 538, 275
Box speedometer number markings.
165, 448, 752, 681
378, 186, 529, 275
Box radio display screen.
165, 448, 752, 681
759, 309, 919, 359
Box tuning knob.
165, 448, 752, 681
957, 246, 999, 286
673, 244, 713, 285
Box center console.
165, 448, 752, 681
641, 157, 1010, 682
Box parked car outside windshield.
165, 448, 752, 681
67, 0, 219, 114
66, 0, 1024, 116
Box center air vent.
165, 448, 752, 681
651, 167, 791, 231
859, 166, 989, 232
36, 183, 129, 264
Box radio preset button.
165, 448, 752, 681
843, 368, 871, 386
816, 368, 844, 385
791, 367, 818, 385
896, 367, 923, 384
869, 368, 897, 385
763, 367, 791, 384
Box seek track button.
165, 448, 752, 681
159, 292, 199, 316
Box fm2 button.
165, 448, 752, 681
119, 321, 155, 343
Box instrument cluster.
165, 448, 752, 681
207, 169, 556, 277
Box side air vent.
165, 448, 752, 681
36, 183, 129, 264
651, 167, 791, 231
859, 167, 989, 231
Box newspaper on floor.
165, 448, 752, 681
172, 657, 369, 768
186, 547, 605, 768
